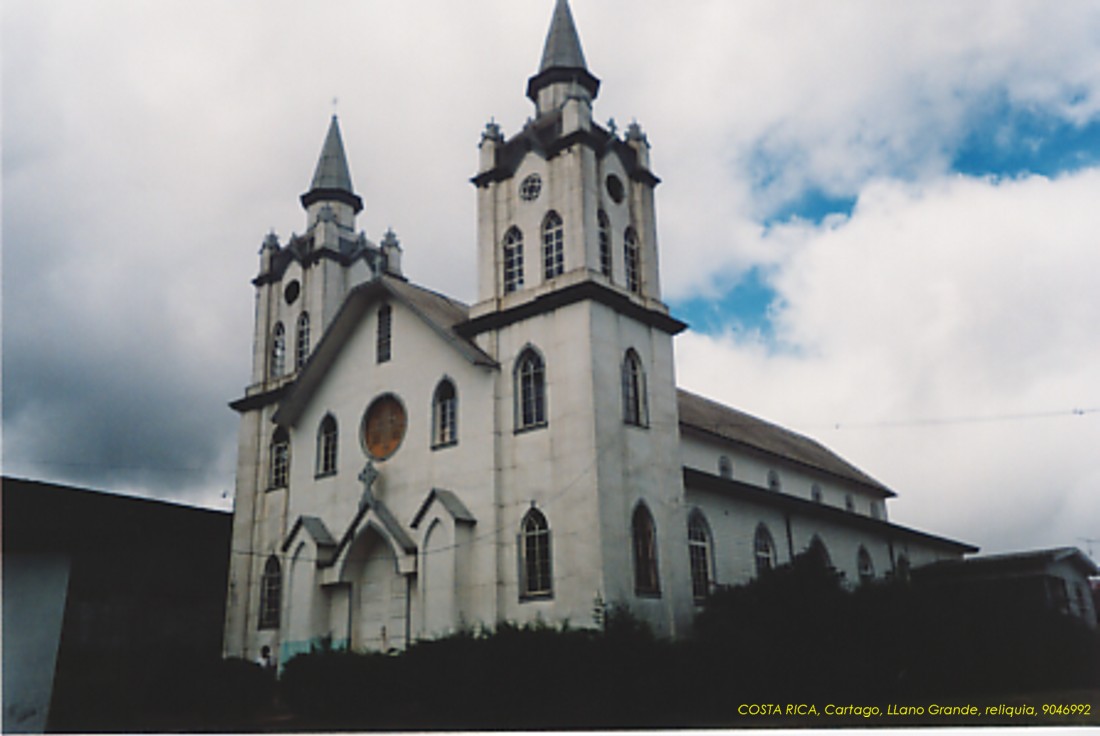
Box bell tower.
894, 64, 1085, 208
463, 0, 694, 636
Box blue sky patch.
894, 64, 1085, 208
953, 96, 1100, 177
764, 188, 857, 226
670, 266, 779, 337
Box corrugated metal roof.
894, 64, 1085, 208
677, 389, 893, 496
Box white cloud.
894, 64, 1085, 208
676, 169, 1100, 552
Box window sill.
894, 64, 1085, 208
634, 589, 662, 599
314, 470, 337, 479
265, 485, 288, 493
431, 440, 458, 451
514, 421, 548, 435
519, 591, 554, 603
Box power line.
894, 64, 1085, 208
826, 406, 1100, 431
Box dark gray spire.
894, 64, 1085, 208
301, 115, 363, 214
539, 0, 587, 72
527, 0, 599, 103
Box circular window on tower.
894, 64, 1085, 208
361, 393, 407, 460
284, 280, 301, 305
519, 173, 542, 201
605, 174, 625, 204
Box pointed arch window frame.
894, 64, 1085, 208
519, 507, 553, 600
857, 546, 875, 583
687, 510, 714, 603
542, 211, 564, 280
271, 322, 286, 378
754, 523, 776, 577
597, 209, 612, 277
258, 555, 282, 630
316, 414, 338, 477
632, 502, 661, 597
295, 312, 311, 370
377, 303, 393, 363
431, 378, 459, 449
621, 348, 649, 428
270, 427, 290, 489
514, 346, 547, 432
624, 227, 641, 294
503, 227, 525, 294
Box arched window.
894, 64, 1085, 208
632, 503, 660, 596
542, 211, 564, 280
503, 227, 525, 293
621, 349, 648, 427
718, 456, 733, 479
515, 348, 546, 430
258, 555, 282, 630
377, 304, 392, 363
754, 524, 776, 577
520, 508, 553, 598
811, 483, 823, 503
316, 414, 337, 476
767, 469, 781, 492
845, 494, 855, 513
270, 427, 290, 488
295, 312, 310, 370
687, 511, 713, 602
432, 378, 458, 447
624, 227, 640, 294
597, 210, 611, 277
857, 546, 875, 583
270, 322, 286, 377
895, 555, 911, 582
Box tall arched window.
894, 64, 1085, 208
377, 304, 392, 363
687, 511, 713, 602
597, 210, 611, 277
811, 483, 823, 503
632, 503, 660, 596
270, 427, 290, 488
807, 535, 832, 569
432, 378, 458, 447
767, 469, 781, 492
520, 508, 553, 598
542, 211, 564, 279
624, 227, 640, 294
621, 349, 648, 427
503, 227, 525, 293
857, 546, 875, 583
515, 348, 546, 430
295, 312, 310, 370
754, 524, 776, 577
259, 555, 282, 630
270, 322, 286, 377
316, 414, 338, 476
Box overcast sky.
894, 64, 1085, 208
4, 0, 1099, 557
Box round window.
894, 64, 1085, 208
519, 173, 542, 202
284, 280, 301, 305
362, 394, 407, 460
605, 174, 625, 204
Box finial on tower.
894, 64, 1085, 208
301, 114, 363, 214
526, 0, 600, 106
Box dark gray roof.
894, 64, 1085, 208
916, 547, 1098, 579
539, 0, 587, 72
309, 115, 355, 193
677, 389, 894, 496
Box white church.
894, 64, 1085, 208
223, 0, 976, 664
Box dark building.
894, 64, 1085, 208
2, 477, 232, 732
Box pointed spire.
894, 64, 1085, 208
301, 115, 363, 214
526, 0, 600, 105
539, 0, 587, 72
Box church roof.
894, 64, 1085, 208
677, 389, 895, 497
300, 115, 363, 213
539, 0, 587, 72
915, 546, 1098, 579
273, 275, 496, 428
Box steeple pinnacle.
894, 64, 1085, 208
539, 0, 587, 72
301, 115, 363, 214
526, 0, 600, 107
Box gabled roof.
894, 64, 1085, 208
273, 275, 497, 427
410, 488, 477, 529
915, 547, 1098, 580
677, 389, 894, 497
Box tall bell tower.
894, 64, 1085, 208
463, 0, 695, 636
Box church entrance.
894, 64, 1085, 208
342, 526, 408, 652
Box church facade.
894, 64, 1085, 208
223, 0, 976, 663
